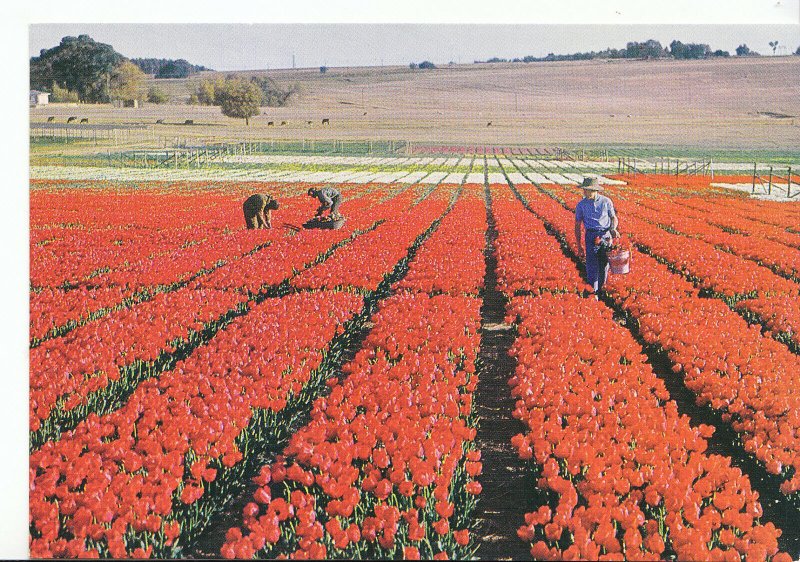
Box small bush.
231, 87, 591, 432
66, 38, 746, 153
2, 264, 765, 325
50, 83, 79, 103
147, 86, 169, 104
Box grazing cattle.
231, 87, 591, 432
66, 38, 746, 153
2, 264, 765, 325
46, 116, 55, 122
322, 118, 330, 125
67, 116, 77, 123
307, 120, 313, 125
487, 122, 492, 127
280, 121, 287, 126
267, 121, 274, 126
80, 118, 89, 124
156, 119, 164, 124
363, 112, 367, 116
185, 119, 194, 125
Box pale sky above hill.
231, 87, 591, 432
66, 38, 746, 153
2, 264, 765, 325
27, 0, 800, 70
30, 23, 800, 70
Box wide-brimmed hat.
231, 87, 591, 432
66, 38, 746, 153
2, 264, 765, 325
579, 177, 603, 191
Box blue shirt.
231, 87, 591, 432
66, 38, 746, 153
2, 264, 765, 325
575, 194, 616, 231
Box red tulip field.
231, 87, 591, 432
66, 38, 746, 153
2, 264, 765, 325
29, 174, 800, 560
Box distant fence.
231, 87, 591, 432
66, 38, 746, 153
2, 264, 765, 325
30, 122, 151, 145
33, 139, 416, 169
618, 157, 713, 177
752, 165, 797, 198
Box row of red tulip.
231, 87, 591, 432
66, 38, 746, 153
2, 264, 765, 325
394, 185, 487, 295
30, 291, 364, 558
490, 184, 585, 295
30, 285, 129, 344
221, 290, 483, 560
611, 175, 800, 234
616, 197, 800, 282
508, 292, 789, 561
291, 188, 454, 292
29, 286, 249, 433
681, 201, 800, 250
734, 294, 800, 348
516, 184, 800, 498
487, 187, 785, 559
604, 251, 800, 496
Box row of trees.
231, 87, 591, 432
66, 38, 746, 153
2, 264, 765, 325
131, 58, 210, 78
474, 39, 799, 63
189, 75, 298, 108
186, 75, 300, 124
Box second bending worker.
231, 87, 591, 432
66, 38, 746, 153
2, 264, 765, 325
308, 186, 344, 221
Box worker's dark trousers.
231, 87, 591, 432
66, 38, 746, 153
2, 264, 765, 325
585, 230, 612, 292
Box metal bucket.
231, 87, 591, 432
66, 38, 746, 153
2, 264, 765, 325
608, 248, 631, 274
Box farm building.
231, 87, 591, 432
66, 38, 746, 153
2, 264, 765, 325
29, 90, 50, 106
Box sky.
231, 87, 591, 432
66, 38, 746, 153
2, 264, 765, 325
29, 23, 800, 70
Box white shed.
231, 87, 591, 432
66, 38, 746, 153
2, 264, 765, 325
30, 90, 50, 106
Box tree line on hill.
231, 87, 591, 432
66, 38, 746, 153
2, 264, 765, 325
130, 58, 211, 78
473, 39, 800, 63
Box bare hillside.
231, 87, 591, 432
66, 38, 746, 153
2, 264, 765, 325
31, 57, 800, 149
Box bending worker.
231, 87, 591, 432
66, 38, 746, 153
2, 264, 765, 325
243, 193, 279, 229
307, 186, 344, 221
574, 177, 619, 297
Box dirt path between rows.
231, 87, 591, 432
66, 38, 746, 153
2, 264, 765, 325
472, 183, 537, 560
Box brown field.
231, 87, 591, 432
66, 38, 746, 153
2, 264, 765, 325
30, 56, 800, 150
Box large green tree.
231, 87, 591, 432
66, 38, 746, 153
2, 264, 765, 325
30, 35, 124, 102
218, 79, 262, 125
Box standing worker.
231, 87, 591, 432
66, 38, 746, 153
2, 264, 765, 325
574, 177, 620, 297
307, 186, 344, 221
243, 193, 279, 229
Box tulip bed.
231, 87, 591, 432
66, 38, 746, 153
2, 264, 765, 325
220, 189, 486, 559
513, 182, 800, 502
508, 293, 787, 561
30, 179, 458, 558
30, 184, 423, 447
29, 174, 800, 559
489, 183, 789, 560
